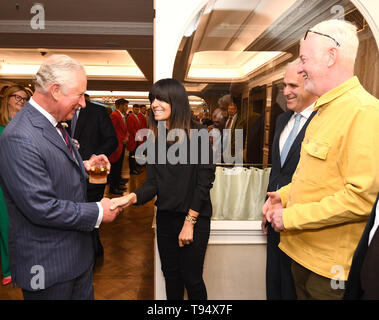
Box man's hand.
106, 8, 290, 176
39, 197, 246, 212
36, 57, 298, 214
110, 193, 137, 210
262, 192, 283, 222
262, 192, 285, 232
84, 154, 111, 174
101, 197, 121, 223
270, 209, 285, 232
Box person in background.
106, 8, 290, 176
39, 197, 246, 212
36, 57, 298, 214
263, 19, 379, 300
127, 104, 142, 175
0, 84, 30, 286
110, 78, 216, 300
109, 99, 129, 195
262, 59, 318, 299
0, 54, 120, 300
345, 193, 379, 299
221, 94, 246, 159
139, 104, 148, 127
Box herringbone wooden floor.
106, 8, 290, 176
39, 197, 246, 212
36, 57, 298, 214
0, 157, 155, 300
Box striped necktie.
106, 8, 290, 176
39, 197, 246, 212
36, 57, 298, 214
56, 123, 73, 152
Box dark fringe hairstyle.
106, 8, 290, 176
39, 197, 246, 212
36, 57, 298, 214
148, 78, 194, 139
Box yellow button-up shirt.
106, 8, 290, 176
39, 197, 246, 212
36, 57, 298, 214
277, 76, 379, 280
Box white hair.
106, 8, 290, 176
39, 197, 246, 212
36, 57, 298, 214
34, 54, 86, 94
311, 19, 359, 65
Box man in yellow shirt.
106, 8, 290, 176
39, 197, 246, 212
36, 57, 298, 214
263, 19, 379, 299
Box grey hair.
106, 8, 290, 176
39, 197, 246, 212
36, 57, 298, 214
310, 19, 359, 65
34, 54, 86, 94
218, 94, 233, 109
286, 57, 301, 70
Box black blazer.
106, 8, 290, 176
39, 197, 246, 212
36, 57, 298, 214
267, 110, 316, 192
71, 101, 117, 161
344, 193, 379, 300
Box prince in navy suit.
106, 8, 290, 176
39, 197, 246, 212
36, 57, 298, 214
0, 55, 120, 300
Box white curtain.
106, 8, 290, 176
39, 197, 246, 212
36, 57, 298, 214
210, 166, 271, 221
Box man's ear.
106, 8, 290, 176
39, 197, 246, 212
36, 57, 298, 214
327, 47, 338, 68
49, 83, 61, 101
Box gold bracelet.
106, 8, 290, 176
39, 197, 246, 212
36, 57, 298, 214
185, 215, 197, 224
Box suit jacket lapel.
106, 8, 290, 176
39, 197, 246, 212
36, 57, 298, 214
27, 105, 82, 170
73, 108, 88, 140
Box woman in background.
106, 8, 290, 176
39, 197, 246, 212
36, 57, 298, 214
0, 85, 29, 285
111, 78, 215, 300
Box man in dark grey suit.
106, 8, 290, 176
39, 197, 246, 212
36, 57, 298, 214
0, 54, 120, 300
70, 99, 118, 259
262, 59, 317, 299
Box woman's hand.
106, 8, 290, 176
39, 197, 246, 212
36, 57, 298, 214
178, 209, 199, 247
178, 220, 194, 247
110, 192, 137, 210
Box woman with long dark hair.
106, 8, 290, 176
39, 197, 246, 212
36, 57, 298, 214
0, 84, 30, 285
111, 78, 215, 299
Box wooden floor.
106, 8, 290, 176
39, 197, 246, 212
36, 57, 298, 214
0, 156, 155, 300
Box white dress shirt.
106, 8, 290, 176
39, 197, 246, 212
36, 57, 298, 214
28, 97, 103, 227
279, 103, 315, 154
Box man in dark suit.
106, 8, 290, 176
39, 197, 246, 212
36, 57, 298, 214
70, 99, 118, 259
0, 54, 120, 300
344, 193, 379, 300
262, 59, 317, 299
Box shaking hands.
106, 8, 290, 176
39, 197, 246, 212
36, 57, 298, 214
110, 193, 137, 210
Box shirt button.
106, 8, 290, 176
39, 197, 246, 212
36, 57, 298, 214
305, 139, 309, 144
314, 147, 318, 152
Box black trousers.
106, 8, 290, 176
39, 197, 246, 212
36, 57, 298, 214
266, 224, 297, 299
109, 146, 125, 189
129, 148, 137, 173
22, 264, 94, 300
156, 211, 210, 300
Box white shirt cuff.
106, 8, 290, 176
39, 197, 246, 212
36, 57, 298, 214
95, 202, 103, 228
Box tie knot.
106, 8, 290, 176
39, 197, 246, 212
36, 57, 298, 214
294, 113, 302, 121
56, 122, 68, 129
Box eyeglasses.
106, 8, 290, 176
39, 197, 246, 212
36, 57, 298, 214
304, 29, 340, 47
10, 94, 28, 103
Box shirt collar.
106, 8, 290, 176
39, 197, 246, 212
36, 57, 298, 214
29, 97, 59, 127
314, 76, 360, 110
295, 102, 315, 120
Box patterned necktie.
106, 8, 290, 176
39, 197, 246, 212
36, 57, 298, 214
281, 113, 302, 167
56, 123, 73, 152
